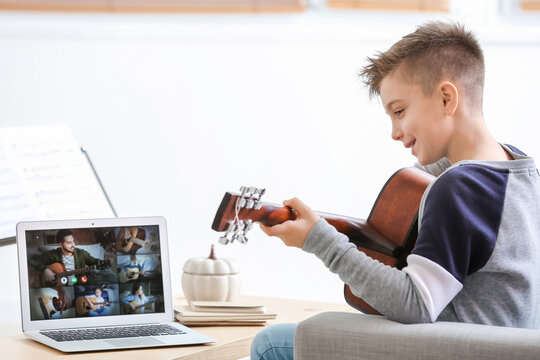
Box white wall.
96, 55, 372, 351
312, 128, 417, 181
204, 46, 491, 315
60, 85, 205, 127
0, 10, 539, 332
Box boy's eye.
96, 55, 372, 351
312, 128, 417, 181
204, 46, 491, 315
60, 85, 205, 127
394, 109, 404, 116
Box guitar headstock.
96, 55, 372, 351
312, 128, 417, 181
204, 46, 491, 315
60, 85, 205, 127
96, 259, 111, 270
211, 186, 266, 245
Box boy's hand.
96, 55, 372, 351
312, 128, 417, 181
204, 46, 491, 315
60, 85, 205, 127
260, 197, 320, 248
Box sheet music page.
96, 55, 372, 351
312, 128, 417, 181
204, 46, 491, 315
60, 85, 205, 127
0, 124, 115, 240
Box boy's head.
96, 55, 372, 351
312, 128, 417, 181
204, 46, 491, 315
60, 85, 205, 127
360, 21, 485, 107
360, 21, 485, 165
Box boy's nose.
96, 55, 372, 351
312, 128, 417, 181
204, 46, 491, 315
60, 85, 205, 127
391, 125, 404, 141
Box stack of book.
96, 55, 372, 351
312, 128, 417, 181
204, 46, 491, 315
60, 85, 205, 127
174, 301, 277, 326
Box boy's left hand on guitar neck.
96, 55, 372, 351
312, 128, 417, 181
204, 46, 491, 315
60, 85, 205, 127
260, 197, 321, 248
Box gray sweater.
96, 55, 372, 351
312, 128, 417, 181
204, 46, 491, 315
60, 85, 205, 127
303, 145, 540, 329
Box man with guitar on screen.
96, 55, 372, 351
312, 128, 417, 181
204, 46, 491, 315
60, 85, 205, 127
37, 229, 106, 287
250, 21, 540, 360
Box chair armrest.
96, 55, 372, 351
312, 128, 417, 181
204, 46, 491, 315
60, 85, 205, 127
294, 311, 540, 360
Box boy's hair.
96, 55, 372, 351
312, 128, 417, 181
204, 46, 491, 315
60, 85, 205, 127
360, 21, 485, 106
131, 281, 142, 295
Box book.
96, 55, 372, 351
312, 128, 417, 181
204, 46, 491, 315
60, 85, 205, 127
174, 304, 277, 326
175, 320, 267, 327
189, 301, 267, 314
0, 124, 116, 245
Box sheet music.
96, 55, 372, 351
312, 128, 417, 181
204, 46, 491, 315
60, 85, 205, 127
0, 124, 115, 240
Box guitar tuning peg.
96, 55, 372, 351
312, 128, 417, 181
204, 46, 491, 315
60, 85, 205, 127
218, 236, 230, 245
239, 198, 247, 208
246, 199, 255, 209
237, 233, 246, 244
245, 219, 253, 232
237, 220, 245, 231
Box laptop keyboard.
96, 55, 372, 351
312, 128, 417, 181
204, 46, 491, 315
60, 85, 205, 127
40, 324, 186, 342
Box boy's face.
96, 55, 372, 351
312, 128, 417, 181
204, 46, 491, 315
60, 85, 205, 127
379, 70, 452, 166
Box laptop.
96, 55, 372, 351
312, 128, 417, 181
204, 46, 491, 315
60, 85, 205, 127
16, 216, 215, 352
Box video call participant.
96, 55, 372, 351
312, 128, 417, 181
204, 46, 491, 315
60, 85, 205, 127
37, 229, 102, 286
48, 287, 72, 319
121, 255, 147, 278
121, 282, 154, 314
84, 286, 111, 316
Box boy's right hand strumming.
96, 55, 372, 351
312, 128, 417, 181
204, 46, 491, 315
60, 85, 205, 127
260, 197, 320, 248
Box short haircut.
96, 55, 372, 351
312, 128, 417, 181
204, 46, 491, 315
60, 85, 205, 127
131, 282, 142, 295
360, 21, 485, 106
56, 229, 73, 244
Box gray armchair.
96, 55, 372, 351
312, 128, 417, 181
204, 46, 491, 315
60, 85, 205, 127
295, 312, 540, 360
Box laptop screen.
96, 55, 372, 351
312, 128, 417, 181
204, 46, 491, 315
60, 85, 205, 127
24, 225, 165, 321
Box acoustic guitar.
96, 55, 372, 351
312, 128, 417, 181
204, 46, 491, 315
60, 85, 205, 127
118, 228, 158, 254
211, 167, 435, 315
75, 297, 110, 315
38, 295, 66, 319
118, 267, 156, 283
41, 260, 111, 287
118, 267, 140, 283
121, 296, 162, 314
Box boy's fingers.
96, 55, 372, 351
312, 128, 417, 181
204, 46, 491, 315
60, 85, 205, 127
283, 197, 310, 216
260, 221, 291, 237
259, 224, 272, 236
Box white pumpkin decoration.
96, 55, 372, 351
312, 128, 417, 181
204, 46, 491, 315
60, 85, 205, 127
182, 244, 241, 303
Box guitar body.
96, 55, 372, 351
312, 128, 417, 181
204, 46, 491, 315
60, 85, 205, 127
42, 262, 67, 287
75, 297, 109, 315
122, 300, 142, 314
344, 167, 433, 314
118, 267, 140, 282
52, 296, 65, 313
119, 228, 147, 254
41, 260, 111, 288
211, 167, 435, 315
121, 297, 161, 314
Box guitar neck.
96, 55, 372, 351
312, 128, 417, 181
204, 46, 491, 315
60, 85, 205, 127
134, 298, 158, 310
212, 196, 401, 257
56, 265, 97, 278
130, 237, 147, 246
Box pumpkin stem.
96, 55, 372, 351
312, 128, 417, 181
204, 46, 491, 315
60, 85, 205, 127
208, 244, 217, 260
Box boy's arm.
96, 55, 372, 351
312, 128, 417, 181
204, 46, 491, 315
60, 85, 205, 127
304, 219, 432, 324
261, 198, 431, 323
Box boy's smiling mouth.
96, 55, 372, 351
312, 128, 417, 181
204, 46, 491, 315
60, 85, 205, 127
404, 140, 416, 149
404, 140, 417, 156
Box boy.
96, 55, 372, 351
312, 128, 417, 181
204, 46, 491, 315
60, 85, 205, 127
250, 21, 540, 360
84, 286, 111, 316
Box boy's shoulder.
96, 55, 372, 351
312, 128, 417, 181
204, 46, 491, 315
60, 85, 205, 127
422, 163, 512, 216
428, 163, 509, 203
424, 143, 534, 195
436, 162, 510, 188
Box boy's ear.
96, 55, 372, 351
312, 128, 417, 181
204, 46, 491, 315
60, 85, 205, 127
439, 81, 458, 116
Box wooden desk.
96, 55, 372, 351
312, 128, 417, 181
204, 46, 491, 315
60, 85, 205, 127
0, 295, 354, 359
